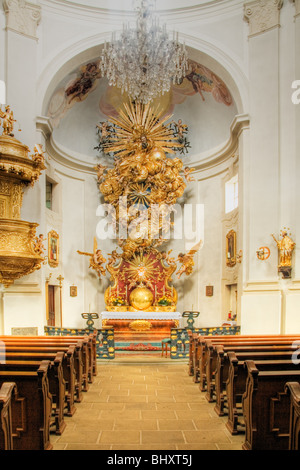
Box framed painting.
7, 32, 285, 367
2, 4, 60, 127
70, 285, 77, 297
48, 230, 59, 267
226, 230, 236, 267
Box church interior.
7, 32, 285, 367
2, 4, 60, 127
0, 0, 300, 452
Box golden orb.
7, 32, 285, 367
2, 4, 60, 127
149, 147, 166, 161
129, 285, 154, 311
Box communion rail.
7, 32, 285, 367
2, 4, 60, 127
44, 325, 240, 360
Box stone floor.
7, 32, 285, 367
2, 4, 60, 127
51, 360, 245, 450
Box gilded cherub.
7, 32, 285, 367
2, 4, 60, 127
183, 166, 195, 182
32, 144, 46, 165
94, 163, 107, 182
33, 234, 45, 257
77, 237, 107, 278
176, 240, 203, 279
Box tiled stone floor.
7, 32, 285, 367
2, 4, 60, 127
51, 360, 245, 450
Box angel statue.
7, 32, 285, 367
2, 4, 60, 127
77, 237, 107, 278
33, 234, 45, 257
0, 105, 16, 136
176, 240, 203, 279
32, 144, 46, 165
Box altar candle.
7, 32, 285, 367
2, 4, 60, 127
117, 285, 119, 298
155, 285, 157, 302
125, 285, 128, 301
163, 286, 165, 297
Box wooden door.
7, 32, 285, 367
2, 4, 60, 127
48, 285, 55, 326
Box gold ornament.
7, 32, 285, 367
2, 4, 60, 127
129, 284, 154, 311
0, 114, 46, 288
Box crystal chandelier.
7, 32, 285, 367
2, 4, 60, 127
99, 0, 188, 104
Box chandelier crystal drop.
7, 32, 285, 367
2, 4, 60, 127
99, 0, 188, 104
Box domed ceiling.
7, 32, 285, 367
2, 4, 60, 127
47, 52, 237, 167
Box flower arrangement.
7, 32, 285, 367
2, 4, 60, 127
111, 297, 126, 306
157, 296, 172, 306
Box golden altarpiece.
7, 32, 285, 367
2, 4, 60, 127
78, 102, 200, 336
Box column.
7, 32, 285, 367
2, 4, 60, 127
241, 0, 283, 334
2, 0, 46, 334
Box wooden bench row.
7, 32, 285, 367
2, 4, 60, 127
0, 332, 97, 450
188, 333, 300, 450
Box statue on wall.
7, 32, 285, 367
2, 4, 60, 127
271, 229, 295, 278
0, 105, 16, 136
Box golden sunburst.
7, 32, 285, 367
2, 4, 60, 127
123, 252, 161, 288
102, 101, 183, 158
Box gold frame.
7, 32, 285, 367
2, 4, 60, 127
70, 285, 77, 297
48, 230, 59, 267
226, 230, 236, 267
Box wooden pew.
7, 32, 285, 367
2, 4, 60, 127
197, 335, 300, 391
214, 342, 300, 417
242, 360, 300, 450
0, 361, 53, 450
0, 353, 66, 435
1, 347, 76, 417
1, 342, 84, 403
225, 351, 300, 434
0, 382, 16, 450
0, 332, 97, 384
205, 339, 300, 403
285, 381, 300, 450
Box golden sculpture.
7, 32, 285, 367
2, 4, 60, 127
176, 240, 203, 279
78, 101, 201, 310
272, 229, 295, 278
77, 237, 106, 278
0, 105, 16, 136
0, 108, 46, 287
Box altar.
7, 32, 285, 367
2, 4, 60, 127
101, 311, 181, 335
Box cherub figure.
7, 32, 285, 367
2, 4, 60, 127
34, 234, 45, 257
183, 166, 195, 182
0, 105, 16, 136
171, 119, 188, 139
77, 237, 107, 278
176, 240, 203, 279
32, 144, 46, 165
94, 163, 107, 182
96, 122, 111, 140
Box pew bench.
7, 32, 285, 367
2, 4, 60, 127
242, 360, 300, 450
1, 348, 76, 417
285, 381, 300, 450
0, 361, 53, 450
1, 342, 84, 404
225, 353, 300, 435
205, 340, 300, 403
0, 382, 16, 450
0, 355, 66, 435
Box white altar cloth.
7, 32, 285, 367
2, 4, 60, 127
101, 311, 181, 320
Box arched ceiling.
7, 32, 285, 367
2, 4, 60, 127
46, 45, 238, 168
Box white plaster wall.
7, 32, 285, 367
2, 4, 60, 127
241, 291, 282, 335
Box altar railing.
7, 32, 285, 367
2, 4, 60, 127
44, 326, 115, 359
44, 324, 240, 360
170, 325, 241, 359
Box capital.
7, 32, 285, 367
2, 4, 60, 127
3, 0, 41, 40
244, 0, 283, 37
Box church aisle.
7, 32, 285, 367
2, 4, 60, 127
51, 361, 245, 450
